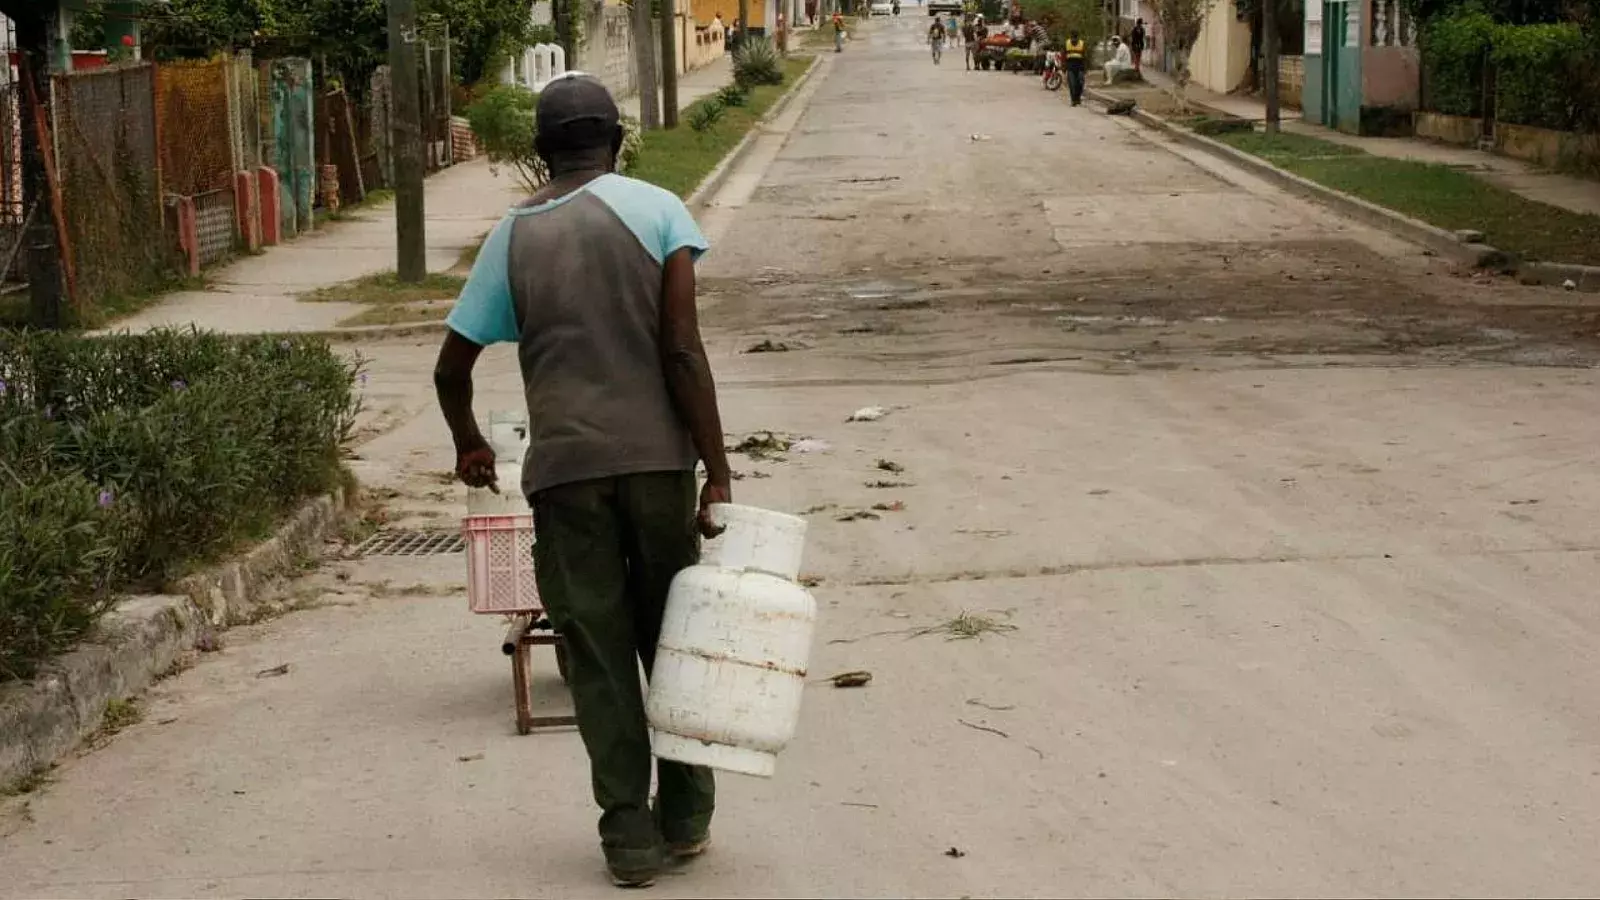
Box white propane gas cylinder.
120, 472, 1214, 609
466, 410, 533, 516
646, 504, 816, 778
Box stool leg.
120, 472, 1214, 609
513, 640, 532, 735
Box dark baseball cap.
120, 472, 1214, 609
536, 73, 621, 144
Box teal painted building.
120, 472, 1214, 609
1302, 0, 1419, 134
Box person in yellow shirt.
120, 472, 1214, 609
1063, 29, 1087, 106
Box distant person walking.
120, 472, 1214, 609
1130, 17, 1147, 72
832, 11, 847, 52
1063, 29, 1087, 105
928, 18, 946, 63
961, 17, 978, 69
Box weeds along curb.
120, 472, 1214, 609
0, 483, 355, 790
686, 54, 826, 212
1083, 87, 1558, 280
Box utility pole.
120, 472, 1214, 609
632, 0, 661, 128
1262, 0, 1280, 135
661, 0, 680, 127
738, 0, 750, 47
388, 0, 427, 282
15, 10, 63, 329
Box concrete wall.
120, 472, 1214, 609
1361, 44, 1418, 109
1188, 0, 1251, 95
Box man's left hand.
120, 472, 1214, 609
697, 481, 732, 538
457, 444, 498, 491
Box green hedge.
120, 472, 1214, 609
1491, 22, 1586, 131
1422, 7, 1496, 117
1423, 9, 1594, 132
0, 330, 359, 682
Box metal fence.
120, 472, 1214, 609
52, 63, 172, 306
0, 16, 25, 289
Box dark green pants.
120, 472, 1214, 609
531, 471, 715, 872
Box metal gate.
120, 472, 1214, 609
269, 58, 315, 237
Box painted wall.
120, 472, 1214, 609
1361, 45, 1418, 108
1302, 0, 1322, 122
1187, 0, 1251, 94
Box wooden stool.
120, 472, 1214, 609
502, 613, 577, 734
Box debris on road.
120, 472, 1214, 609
966, 699, 1016, 711
969, 133, 991, 141
1106, 98, 1136, 115
457, 753, 484, 763
866, 479, 914, 489
840, 801, 879, 809
744, 339, 798, 353
1564, 279, 1578, 291
956, 528, 1011, 538
194, 630, 223, 653
945, 846, 967, 858
958, 718, 1010, 739
875, 458, 905, 474
848, 406, 890, 423
791, 438, 833, 454
828, 670, 873, 688
915, 611, 1017, 641
802, 503, 839, 515
871, 501, 905, 512
254, 663, 291, 679
800, 574, 824, 587
730, 431, 793, 459
837, 510, 881, 522
1087, 488, 1111, 496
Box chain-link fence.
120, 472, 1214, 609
155, 58, 236, 197
0, 16, 26, 290
52, 63, 173, 309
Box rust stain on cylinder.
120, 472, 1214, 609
661, 643, 807, 678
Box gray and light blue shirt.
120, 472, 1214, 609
446, 174, 710, 496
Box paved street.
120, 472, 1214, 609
7, 17, 1600, 898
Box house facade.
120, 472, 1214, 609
1187, 0, 1253, 94
1302, 0, 1419, 133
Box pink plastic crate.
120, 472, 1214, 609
463, 514, 540, 614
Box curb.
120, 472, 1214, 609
291, 321, 451, 343
686, 54, 826, 212
1085, 87, 1600, 291
0, 485, 353, 789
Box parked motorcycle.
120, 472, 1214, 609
1041, 49, 1063, 91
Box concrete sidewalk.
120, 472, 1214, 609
104, 60, 737, 336
1131, 68, 1600, 218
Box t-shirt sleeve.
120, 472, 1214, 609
658, 194, 710, 263
444, 216, 519, 346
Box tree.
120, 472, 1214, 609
1021, 0, 1107, 43
631, 0, 661, 127
420, 0, 543, 86
1153, 0, 1208, 109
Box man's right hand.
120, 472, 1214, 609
697, 481, 732, 538
457, 443, 499, 491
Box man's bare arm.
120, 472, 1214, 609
433, 330, 496, 487
660, 248, 733, 516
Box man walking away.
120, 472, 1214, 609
433, 73, 731, 890
928, 18, 946, 63
1063, 29, 1087, 105
961, 16, 978, 69
1130, 17, 1147, 72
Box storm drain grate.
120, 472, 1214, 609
352, 528, 465, 557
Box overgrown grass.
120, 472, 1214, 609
299, 271, 466, 305
325, 188, 397, 222
1214, 131, 1600, 265
629, 57, 815, 198
336, 301, 453, 328
1, 273, 209, 331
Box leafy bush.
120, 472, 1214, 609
733, 36, 785, 87
1422, 6, 1496, 117
716, 82, 749, 108
688, 97, 727, 132
466, 84, 644, 192
1491, 22, 1586, 130
0, 330, 360, 681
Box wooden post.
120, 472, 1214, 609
388, 0, 427, 282
662, 0, 681, 128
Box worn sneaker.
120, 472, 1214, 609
667, 835, 711, 860
609, 864, 659, 889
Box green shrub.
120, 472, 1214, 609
0, 470, 133, 682
0, 330, 360, 681
1422, 6, 1496, 117
716, 82, 749, 108
1491, 22, 1585, 131
733, 36, 784, 87
466, 83, 644, 193
688, 97, 727, 131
